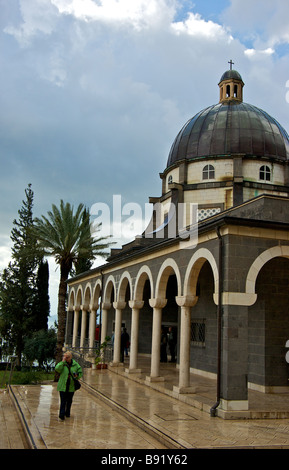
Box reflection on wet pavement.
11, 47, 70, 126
9, 366, 289, 450
12, 383, 167, 449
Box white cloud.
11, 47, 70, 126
244, 47, 275, 58
51, 0, 177, 29
222, 0, 289, 49
0, 236, 12, 272
172, 11, 233, 41
4, 0, 59, 45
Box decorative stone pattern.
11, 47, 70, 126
197, 207, 221, 221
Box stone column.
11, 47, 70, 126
146, 298, 167, 382
65, 308, 73, 346
112, 301, 126, 365
80, 305, 88, 348
175, 295, 198, 393
88, 304, 98, 349
72, 307, 80, 348
126, 300, 144, 373
101, 302, 111, 344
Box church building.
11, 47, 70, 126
65, 64, 289, 417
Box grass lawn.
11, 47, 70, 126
0, 370, 55, 388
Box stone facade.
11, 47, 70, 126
66, 195, 289, 414
65, 68, 289, 416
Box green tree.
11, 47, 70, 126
0, 266, 21, 360
70, 208, 95, 276
23, 327, 57, 370
33, 200, 111, 364
32, 259, 50, 331
0, 184, 46, 366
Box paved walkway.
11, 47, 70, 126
0, 389, 29, 449
2, 358, 289, 450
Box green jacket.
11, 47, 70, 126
55, 359, 82, 392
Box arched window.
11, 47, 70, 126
259, 165, 271, 182
168, 175, 173, 185
202, 164, 215, 180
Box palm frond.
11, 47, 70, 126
33, 200, 113, 271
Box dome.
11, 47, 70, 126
167, 103, 289, 168
167, 68, 289, 169
219, 69, 243, 83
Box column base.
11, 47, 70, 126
125, 368, 142, 374
220, 398, 249, 411
173, 385, 197, 394
145, 376, 165, 383
109, 362, 124, 367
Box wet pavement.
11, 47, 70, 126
2, 357, 289, 450
0, 389, 29, 449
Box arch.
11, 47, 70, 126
83, 283, 92, 307
246, 245, 289, 295
75, 285, 83, 309
117, 271, 133, 302
155, 258, 182, 299
226, 84, 230, 98
259, 164, 271, 182
183, 248, 219, 298
103, 275, 116, 304
68, 288, 75, 309
202, 164, 215, 180
134, 265, 154, 301
92, 279, 102, 308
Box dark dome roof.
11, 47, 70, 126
167, 102, 289, 168
219, 69, 243, 83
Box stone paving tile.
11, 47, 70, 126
11, 383, 167, 450
0, 390, 29, 449
4, 361, 289, 450
83, 368, 289, 449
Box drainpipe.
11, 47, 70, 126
210, 226, 223, 417
99, 269, 104, 349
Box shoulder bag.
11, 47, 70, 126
67, 364, 81, 391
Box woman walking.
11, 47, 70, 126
55, 351, 82, 420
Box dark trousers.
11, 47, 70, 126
59, 391, 74, 418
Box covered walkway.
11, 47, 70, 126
3, 357, 289, 450
100, 356, 289, 420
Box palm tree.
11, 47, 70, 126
33, 200, 111, 364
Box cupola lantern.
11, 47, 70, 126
218, 60, 244, 104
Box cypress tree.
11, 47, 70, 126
32, 259, 50, 331
0, 184, 49, 366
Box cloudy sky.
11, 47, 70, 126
1, 0, 289, 324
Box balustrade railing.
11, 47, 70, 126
65, 338, 114, 368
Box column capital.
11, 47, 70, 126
74, 306, 80, 312
113, 301, 126, 310
129, 300, 144, 310
102, 302, 112, 310
80, 304, 89, 311
89, 303, 99, 312
176, 295, 198, 307
149, 298, 167, 309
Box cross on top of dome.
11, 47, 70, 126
228, 59, 234, 70
219, 61, 244, 103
